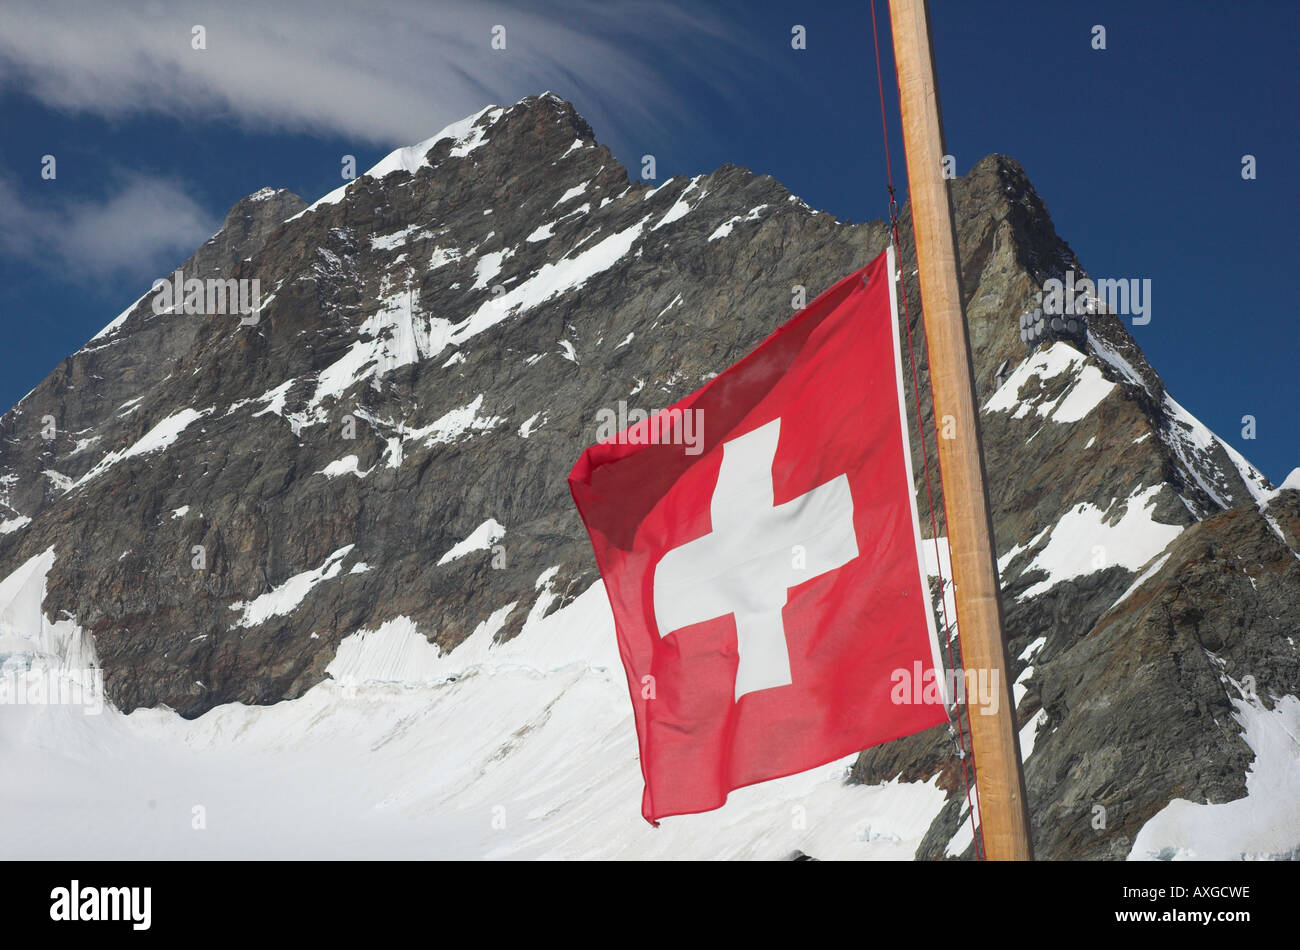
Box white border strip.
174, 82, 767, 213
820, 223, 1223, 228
886, 243, 953, 711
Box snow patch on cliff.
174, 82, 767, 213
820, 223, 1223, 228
983, 342, 1114, 423
74, 407, 211, 489
229, 545, 355, 628
437, 519, 506, 566
1018, 485, 1183, 600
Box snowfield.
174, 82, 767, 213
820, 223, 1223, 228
0, 549, 949, 860
1, 543, 1293, 859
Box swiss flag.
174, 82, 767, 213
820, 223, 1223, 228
568, 248, 947, 824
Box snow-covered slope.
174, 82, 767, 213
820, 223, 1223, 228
0, 548, 946, 859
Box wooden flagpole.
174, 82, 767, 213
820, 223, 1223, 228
887, 0, 1034, 860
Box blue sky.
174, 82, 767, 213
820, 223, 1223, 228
0, 0, 1295, 481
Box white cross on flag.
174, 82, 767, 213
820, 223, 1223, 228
569, 248, 947, 824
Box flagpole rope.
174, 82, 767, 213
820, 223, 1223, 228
870, 0, 984, 861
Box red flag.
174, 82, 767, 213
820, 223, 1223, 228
568, 247, 947, 824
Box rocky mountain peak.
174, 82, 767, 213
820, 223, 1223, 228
0, 94, 1294, 860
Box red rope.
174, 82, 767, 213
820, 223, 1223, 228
870, 0, 983, 861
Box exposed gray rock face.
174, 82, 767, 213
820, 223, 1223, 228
0, 186, 304, 520
0, 94, 1293, 859
190, 187, 309, 280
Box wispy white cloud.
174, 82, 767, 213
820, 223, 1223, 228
0, 174, 219, 281
0, 0, 760, 280
0, 0, 753, 150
